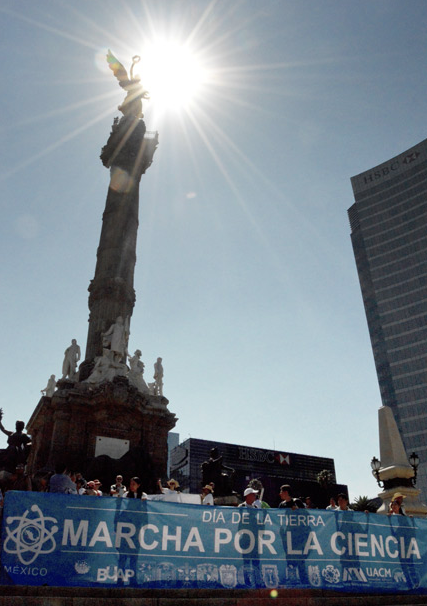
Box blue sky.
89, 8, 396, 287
1, 0, 426, 500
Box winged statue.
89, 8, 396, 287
107, 50, 150, 119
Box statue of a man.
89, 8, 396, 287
102, 316, 129, 362
0, 409, 32, 470
153, 357, 164, 396
41, 374, 57, 397
62, 339, 81, 379
128, 350, 148, 394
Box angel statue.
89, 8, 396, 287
107, 50, 150, 119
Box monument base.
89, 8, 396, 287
26, 376, 177, 492
376, 485, 427, 517
375, 406, 427, 517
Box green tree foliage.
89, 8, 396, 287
351, 495, 378, 512
317, 469, 334, 491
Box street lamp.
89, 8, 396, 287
409, 452, 420, 486
370, 456, 383, 488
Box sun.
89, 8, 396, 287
137, 39, 208, 113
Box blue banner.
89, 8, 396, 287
1, 491, 427, 592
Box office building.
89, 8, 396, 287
349, 138, 427, 499
167, 432, 180, 476
170, 437, 347, 507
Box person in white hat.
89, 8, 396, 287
201, 483, 214, 506
157, 478, 180, 494
238, 487, 261, 508
390, 492, 406, 515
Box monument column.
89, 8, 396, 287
25, 52, 176, 490
81, 116, 158, 376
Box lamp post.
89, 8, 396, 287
371, 406, 427, 516
370, 456, 383, 488
371, 452, 420, 488
409, 452, 420, 486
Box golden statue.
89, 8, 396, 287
107, 50, 150, 119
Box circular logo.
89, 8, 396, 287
21, 524, 42, 547
4, 504, 58, 565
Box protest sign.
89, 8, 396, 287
1, 491, 426, 592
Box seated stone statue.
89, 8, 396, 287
84, 349, 126, 384
0, 409, 32, 472
41, 374, 57, 397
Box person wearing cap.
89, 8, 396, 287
158, 478, 180, 494
201, 484, 214, 506
391, 492, 406, 515
84, 481, 98, 496
84, 480, 102, 496
239, 487, 261, 508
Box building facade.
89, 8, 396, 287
170, 437, 347, 507
167, 432, 180, 476
349, 137, 427, 500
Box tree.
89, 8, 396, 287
351, 495, 378, 513
316, 469, 335, 508
317, 469, 334, 491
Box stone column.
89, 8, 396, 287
48, 408, 72, 467
81, 117, 158, 377
375, 405, 427, 517
85, 181, 139, 361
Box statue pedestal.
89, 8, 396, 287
376, 485, 427, 517
375, 406, 427, 517
26, 377, 177, 492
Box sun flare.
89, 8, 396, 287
138, 40, 207, 113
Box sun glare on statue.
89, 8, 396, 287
139, 41, 207, 113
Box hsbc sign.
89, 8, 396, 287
363, 151, 421, 185
238, 447, 290, 465
276, 453, 290, 465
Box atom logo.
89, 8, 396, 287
3, 503, 58, 565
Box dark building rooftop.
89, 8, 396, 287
170, 437, 347, 508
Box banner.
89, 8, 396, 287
1, 491, 427, 592
147, 493, 201, 504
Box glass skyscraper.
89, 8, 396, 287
349, 137, 427, 500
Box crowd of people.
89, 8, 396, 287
0, 464, 408, 516
0, 465, 147, 501
237, 484, 354, 511
237, 484, 408, 515
0, 465, 201, 504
